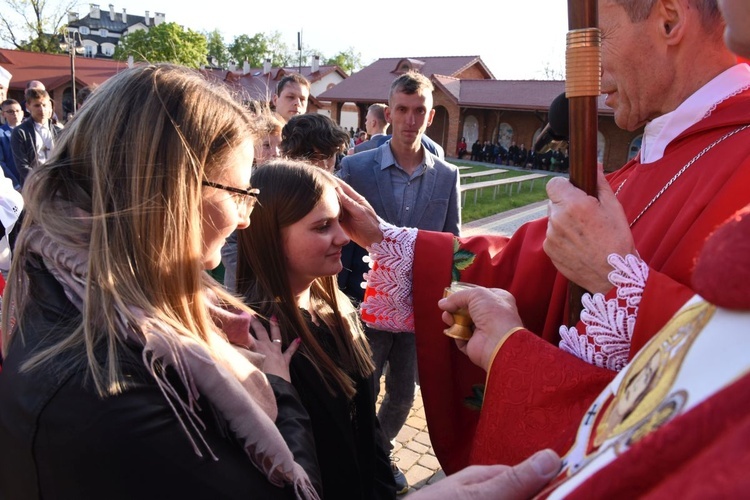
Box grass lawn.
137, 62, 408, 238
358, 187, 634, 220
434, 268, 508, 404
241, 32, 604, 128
455, 162, 553, 223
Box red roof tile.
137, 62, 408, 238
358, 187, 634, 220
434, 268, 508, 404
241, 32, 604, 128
318, 56, 490, 102
0, 48, 128, 91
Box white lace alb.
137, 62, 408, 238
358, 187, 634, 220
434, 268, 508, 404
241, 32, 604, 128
558, 254, 648, 371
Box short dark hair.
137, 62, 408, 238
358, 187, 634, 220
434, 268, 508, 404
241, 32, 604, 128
280, 114, 349, 159
367, 103, 387, 123
389, 71, 433, 103
276, 73, 311, 96
24, 88, 50, 103
77, 85, 97, 107
1, 99, 20, 109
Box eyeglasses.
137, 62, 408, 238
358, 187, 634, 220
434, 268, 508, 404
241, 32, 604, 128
202, 180, 260, 213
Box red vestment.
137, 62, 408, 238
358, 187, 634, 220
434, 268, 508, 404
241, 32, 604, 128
411, 90, 750, 473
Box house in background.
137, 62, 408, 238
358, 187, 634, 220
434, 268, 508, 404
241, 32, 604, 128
0, 48, 127, 119
203, 56, 356, 126
66, 4, 164, 60
318, 56, 643, 170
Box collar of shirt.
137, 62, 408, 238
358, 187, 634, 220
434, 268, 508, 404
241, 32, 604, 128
379, 142, 435, 173
640, 63, 750, 164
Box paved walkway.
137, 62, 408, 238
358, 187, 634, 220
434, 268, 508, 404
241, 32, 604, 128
377, 198, 550, 494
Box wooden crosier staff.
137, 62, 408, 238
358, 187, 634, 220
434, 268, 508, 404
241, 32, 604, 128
566, 1, 601, 325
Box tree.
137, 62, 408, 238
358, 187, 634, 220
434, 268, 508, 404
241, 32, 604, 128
228, 31, 294, 69
205, 29, 230, 68
114, 22, 207, 69
325, 48, 363, 75
0, 0, 75, 53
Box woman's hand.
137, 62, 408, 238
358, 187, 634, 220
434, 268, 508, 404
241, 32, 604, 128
249, 315, 301, 382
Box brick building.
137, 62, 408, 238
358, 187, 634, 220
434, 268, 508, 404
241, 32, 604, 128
318, 56, 643, 171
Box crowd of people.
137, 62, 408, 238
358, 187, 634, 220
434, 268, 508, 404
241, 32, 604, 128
0, 0, 749, 498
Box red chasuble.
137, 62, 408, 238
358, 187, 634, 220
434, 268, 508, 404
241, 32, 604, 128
412, 90, 750, 473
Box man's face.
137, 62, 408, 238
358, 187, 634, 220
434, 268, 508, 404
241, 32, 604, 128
719, 0, 750, 57
600, 0, 673, 131
273, 82, 309, 122
2, 103, 23, 127
29, 97, 52, 124
385, 90, 435, 149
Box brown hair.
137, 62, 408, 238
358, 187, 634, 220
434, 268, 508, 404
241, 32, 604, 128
235, 160, 373, 398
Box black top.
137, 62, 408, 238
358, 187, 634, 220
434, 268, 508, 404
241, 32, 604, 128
289, 310, 396, 500
0, 263, 321, 499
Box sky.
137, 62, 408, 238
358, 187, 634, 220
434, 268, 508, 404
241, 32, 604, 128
93, 0, 570, 79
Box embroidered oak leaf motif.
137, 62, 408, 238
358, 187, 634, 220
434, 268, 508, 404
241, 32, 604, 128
452, 238, 476, 282
463, 384, 485, 411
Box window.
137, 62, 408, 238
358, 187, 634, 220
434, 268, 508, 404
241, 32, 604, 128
100, 28, 108, 37
79, 26, 90, 35
84, 45, 96, 57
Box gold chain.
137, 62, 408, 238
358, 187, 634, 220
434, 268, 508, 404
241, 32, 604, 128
615, 124, 750, 227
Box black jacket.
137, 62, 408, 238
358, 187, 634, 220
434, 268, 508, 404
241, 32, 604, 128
290, 311, 396, 499
0, 263, 321, 499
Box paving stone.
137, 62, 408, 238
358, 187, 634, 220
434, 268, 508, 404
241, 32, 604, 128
413, 431, 432, 447
406, 415, 427, 430
394, 447, 420, 470
418, 453, 441, 471
404, 464, 434, 489
395, 425, 419, 442
405, 440, 429, 454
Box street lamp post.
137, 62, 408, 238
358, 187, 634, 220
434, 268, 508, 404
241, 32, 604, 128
60, 28, 84, 115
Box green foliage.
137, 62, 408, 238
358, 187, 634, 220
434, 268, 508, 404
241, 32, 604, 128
114, 22, 207, 68
324, 48, 362, 75
205, 29, 230, 68
228, 31, 293, 68
455, 163, 552, 223
0, 0, 73, 53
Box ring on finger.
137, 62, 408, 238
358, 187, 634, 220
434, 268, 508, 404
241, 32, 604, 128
272, 339, 282, 344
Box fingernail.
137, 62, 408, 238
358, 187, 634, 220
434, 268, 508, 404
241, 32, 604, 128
530, 450, 559, 477
294, 338, 302, 345
270, 314, 277, 323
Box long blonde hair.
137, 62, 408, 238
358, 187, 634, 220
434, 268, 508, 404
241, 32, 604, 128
236, 160, 373, 398
2, 64, 255, 396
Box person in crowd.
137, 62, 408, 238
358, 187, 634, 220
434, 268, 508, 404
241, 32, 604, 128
352, 103, 390, 154
273, 74, 310, 123
362, 0, 750, 495
0, 64, 321, 499
456, 137, 467, 159
337, 70, 461, 493
0, 99, 23, 188
0, 66, 10, 104
221, 105, 284, 292
335, 0, 750, 474
235, 160, 396, 499
470, 139, 482, 161
280, 113, 349, 173
11, 88, 62, 185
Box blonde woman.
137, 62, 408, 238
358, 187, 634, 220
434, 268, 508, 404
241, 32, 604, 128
0, 65, 320, 499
